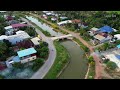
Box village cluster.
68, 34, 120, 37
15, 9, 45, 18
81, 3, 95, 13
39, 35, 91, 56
41, 11, 120, 70
0, 11, 42, 70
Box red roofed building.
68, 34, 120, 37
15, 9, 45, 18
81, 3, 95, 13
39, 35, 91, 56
11, 24, 28, 28
6, 16, 13, 21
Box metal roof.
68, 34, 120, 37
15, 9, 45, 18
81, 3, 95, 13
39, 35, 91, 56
17, 48, 37, 58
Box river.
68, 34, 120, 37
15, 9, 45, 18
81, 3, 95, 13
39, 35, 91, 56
26, 15, 88, 79
25, 15, 63, 37
59, 40, 88, 79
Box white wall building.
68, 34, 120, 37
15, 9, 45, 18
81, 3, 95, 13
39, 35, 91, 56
57, 20, 72, 26
0, 31, 30, 44
105, 54, 120, 68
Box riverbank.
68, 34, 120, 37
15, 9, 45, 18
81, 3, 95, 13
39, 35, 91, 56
44, 41, 70, 79
28, 13, 69, 35
25, 17, 51, 37
72, 38, 90, 79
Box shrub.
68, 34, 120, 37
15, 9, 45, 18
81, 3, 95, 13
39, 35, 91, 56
0, 75, 4, 79
106, 61, 118, 70
12, 62, 24, 69
31, 58, 44, 71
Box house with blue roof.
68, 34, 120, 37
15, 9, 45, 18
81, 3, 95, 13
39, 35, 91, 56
6, 48, 37, 68
17, 47, 37, 63
99, 26, 114, 33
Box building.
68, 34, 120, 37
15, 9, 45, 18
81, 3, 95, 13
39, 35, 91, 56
99, 26, 114, 33
6, 48, 37, 68
46, 12, 52, 16
30, 37, 41, 46
0, 11, 7, 13
60, 16, 68, 21
8, 20, 19, 25
57, 20, 72, 26
51, 17, 57, 21
94, 34, 112, 43
17, 48, 37, 63
105, 54, 120, 68
0, 31, 30, 44
4, 24, 28, 35
114, 34, 120, 40
88, 27, 100, 36
6, 16, 13, 21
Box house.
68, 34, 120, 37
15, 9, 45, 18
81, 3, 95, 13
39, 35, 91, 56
81, 22, 88, 28
105, 54, 120, 68
42, 14, 48, 19
46, 12, 52, 16
0, 31, 30, 44
114, 34, 120, 40
0, 11, 7, 13
94, 34, 112, 43
4, 24, 28, 35
99, 26, 114, 33
0, 35, 8, 41
57, 20, 72, 26
16, 39, 34, 49
77, 22, 88, 28
88, 27, 100, 36
11, 23, 28, 29
43, 11, 49, 13
51, 17, 57, 21
6, 16, 13, 21
6, 48, 37, 68
0, 11, 7, 15
60, 16, 68, 21
8, 20, 19, 25
17, 47, 37, 63
30, 37, 41, 46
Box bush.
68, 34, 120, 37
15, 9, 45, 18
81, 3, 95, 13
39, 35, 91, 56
88, 56, 94, 63
0, 75, 4, 79
12, 62, 24, 69
31, 58, 44, 71
103, 59, 109, 64
106, 61, 118, 70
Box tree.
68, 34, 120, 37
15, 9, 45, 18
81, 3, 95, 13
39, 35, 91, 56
12, 62, 24, 69
84, 47, 89, 53
106, 61, 118, 70
31, 58, 44, 71
0, 75, 4, 79
0, 42, 7, 55
40, 52, 47, 58
88, 56, 94, 63
3, 39, 12, 47
103, 42, 109, 50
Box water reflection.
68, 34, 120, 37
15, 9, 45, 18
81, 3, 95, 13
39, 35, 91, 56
25, 15, 63, 37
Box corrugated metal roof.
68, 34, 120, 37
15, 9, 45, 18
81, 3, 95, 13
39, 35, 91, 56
100, 26, 113, 33
11, 24, 28, 28
17, 48, 37, 58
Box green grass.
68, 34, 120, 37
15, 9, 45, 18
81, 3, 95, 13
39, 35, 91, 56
29, 13, 69, 35
73, 37, 89, 52
35, 25, 51, 37
44, 41, 70, 79
87, 63, 95, 79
